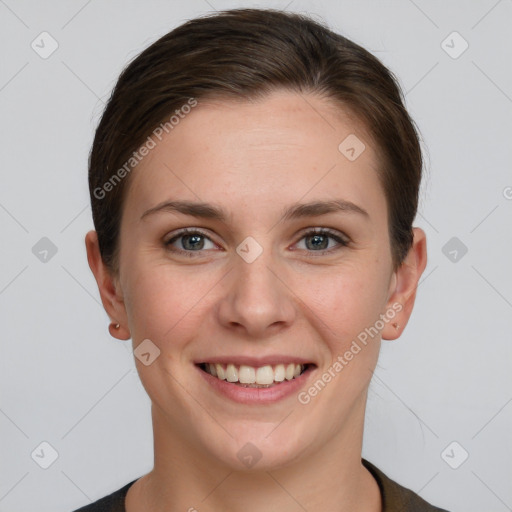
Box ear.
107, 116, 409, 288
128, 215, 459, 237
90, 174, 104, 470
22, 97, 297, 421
382, 227, 427, 340
85, 230, 130, 340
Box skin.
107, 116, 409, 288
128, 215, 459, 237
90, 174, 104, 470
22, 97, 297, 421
86, 89, 427, 512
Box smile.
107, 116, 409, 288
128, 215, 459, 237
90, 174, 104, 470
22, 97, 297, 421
198, 362, 308, 387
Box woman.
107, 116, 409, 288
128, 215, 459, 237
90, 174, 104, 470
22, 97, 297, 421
78, 8, 448, 512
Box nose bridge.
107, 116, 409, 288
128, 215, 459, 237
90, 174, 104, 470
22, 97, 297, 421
217, 240, 295, 336
237, 248, 276, 297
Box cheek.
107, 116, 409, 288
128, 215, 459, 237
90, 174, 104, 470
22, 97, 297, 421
292, 261, 390, 349
122, 258, 217, 346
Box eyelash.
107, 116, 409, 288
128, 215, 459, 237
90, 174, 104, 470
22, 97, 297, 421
163, 227, 349, 258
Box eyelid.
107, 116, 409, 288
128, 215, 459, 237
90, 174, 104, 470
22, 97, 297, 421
164, 227, 215, 242
295, 226, 350, 242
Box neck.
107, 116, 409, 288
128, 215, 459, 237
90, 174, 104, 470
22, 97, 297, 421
126, 402, 381, 512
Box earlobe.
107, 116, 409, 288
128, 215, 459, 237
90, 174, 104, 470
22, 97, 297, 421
85, 230, 130, 340
382, 228, 427, 341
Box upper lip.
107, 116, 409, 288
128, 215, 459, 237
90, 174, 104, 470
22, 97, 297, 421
195, 355, 315, 367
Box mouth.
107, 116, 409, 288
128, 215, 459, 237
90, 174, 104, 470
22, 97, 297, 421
196, 362, 313, 388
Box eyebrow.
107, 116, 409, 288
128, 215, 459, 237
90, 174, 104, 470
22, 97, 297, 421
140, 199, 369, 222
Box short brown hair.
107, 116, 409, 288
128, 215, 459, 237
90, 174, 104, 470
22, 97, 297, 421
88, 8, 423, 274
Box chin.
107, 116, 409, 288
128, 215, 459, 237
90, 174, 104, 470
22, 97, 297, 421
200, 422, 311, 472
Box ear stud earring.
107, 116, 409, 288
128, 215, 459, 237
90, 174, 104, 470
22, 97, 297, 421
392, 322, 400, 330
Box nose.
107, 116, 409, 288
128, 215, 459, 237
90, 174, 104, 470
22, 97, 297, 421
216, 250, 296, 339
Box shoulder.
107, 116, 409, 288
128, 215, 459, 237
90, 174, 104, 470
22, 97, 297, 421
362, 459, 450, 512
71, 480, 137, 512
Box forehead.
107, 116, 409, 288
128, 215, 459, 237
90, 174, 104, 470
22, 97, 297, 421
124, 90, 385, 221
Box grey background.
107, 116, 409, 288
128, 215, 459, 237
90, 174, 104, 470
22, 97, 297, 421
1, 0, 511, 511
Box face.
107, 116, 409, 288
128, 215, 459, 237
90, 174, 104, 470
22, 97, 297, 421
96, 90, 415, 471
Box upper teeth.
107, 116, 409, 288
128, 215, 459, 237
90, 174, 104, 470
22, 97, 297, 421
205, 363, 304, 385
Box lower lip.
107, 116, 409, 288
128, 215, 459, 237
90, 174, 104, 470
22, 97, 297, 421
196, 365, 315, 405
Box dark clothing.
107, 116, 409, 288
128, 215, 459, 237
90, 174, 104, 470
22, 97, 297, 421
72, 459, 449, 511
